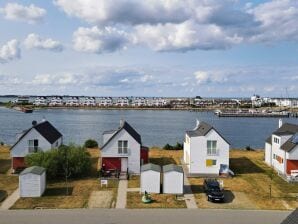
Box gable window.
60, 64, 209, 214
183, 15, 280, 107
207, 140, 217, 155
118, 140, 128, 154
273, 137, 280, 144
28, 139, 38, 153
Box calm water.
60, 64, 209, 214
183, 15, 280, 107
0, 107, 297, 149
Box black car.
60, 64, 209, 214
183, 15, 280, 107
203, 179, 225, 202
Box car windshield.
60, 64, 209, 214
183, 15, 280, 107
210, 186, 221, 192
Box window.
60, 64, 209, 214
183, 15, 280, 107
207, 140, 217, 155
273, 137, 280, 144
28, 139, 38, 153
118, 140, 128, 154
206, 159, 217, 167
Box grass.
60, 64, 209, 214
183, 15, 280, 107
11, 147, 118, 209
126, 192, 186, 208
189, 149, 298, 210
0, 146, 18, 206
12, 178, 99, 209
128, 175, 140, 188
149, 148, 183, 166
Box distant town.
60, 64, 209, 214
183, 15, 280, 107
0, 94, 298, 109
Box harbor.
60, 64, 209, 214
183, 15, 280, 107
214, 109, 291, 118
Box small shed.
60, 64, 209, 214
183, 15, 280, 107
140, 163, 161, 193
162, 164, 184, 194
19, 166, 46, 197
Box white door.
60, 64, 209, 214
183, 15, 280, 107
121, 158, 128, 172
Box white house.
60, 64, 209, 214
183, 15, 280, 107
33, 97, 48, 106
19, 166, 46, 197
265, 120, 298, 180
65, 97, 80, 106
98, 97, 113, 107
10, 120, 63, 172
133, 97, 147, 107
49, 97, 63, 106
100, 120, 148, 174
162, 164, 184, 194
115, 97, 130, 107
81, 97, 96, 106
141, 163, 161, 193
183, 121, 230, 176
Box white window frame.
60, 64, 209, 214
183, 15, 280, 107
207, 140, 217, 156
118, 140, 128, 154
28, 139, 38, 153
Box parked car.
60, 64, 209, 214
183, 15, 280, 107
203, 179, 225, 202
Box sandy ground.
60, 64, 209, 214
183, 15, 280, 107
88, 191, 113, 208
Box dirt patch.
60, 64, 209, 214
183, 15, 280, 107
88, 191, 113, 208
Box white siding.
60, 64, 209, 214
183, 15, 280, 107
11, 129, 52, 157
101, 129, 141, 174
271, 135, 287, 174
187, 129, 229, 175
19, 173, 46, 197
287, 145, 298, 160
265, 142, 272, 166
163, 171, 184, 194
140, 170, 160, 193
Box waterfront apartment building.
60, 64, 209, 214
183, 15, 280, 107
33, 97, 48, 106
98, 97, 113, 107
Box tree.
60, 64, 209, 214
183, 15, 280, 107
25, 144, 92, 180
84, 139, 98, 148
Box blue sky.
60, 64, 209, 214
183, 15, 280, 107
0, 0, 298, 97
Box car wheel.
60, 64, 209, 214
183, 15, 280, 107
207, 196, 210, 201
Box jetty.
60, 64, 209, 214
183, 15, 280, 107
215, 109, 290, 118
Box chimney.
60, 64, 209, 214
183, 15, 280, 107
278, 119, 283, 128
120, 119, 125, 127
32, 120, 37, 126
194, 119, 200, 130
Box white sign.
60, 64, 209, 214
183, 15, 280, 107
100, 179, 108, 187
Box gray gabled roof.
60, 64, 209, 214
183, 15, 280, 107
141, 163, 161, 172
20, 166, 45, 176
280, 209, 298, 224
186, 121, 212, 137
101, 121, 141, 150
280, 133, 298, 152
273, 123, 298, 136
163, 164, 183, 173
186, 121, 230, 145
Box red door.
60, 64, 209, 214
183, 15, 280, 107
12, 157, 25, 170
287, 160, 298, 174
102, 157, 121, 170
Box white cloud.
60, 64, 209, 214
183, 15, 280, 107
134, 20, 242, 51
54, 0, 189, 25
32, 73, 79, 85
0, 3, 46, 24
249, 0, 298, 42
73, 26, 130, 53
0, 39, 20, 63
24, 33, 63, 52
194, 70, 231, 85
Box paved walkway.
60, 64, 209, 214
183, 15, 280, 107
0, 188, 20, 210
181, 164, 198, 209
115, 180, 127, 209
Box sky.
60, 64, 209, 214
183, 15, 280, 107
0, 0, 298, 97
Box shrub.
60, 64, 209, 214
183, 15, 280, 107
25, 144, 91, 179
84, 139, 98, 148
163, 142, 183, 150
163, 144, 174, 150
0, 141, 4, 146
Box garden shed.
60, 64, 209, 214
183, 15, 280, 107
162, 164, 184, 194
140, 163, 161, 193
19, 166, 46, 197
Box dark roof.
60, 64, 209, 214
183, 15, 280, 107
266, 136, 272, 144
11, 120, 62, 150
141, 163, 161, 172
101, 121, 142, 149
186, 121, 212, 137
280, 209, 298, 224
20, 166, 45, 176
280, 134, 298, 152
163, 164, 183, 173
186, 121, 230, 145
34, 121, 62, 144
273, 123, 298, 136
